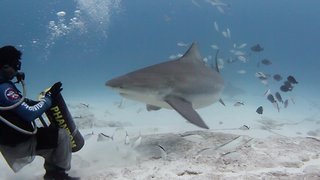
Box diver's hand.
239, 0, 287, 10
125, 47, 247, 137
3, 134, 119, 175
14, 72, 25, 83
46, 81, 63, 99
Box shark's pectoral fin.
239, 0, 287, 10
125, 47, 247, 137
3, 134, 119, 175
146, 104, 161, 111
164, 95, 209, 129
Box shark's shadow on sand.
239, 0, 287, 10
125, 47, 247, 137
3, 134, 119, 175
106, 43, 224, 129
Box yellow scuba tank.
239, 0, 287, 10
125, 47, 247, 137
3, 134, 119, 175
39, 88, 84, 152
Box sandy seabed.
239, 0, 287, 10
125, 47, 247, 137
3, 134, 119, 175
1, 96, 320, 180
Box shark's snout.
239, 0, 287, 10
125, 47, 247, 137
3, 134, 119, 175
105, 79, 118, 88
106, 77, 125, 89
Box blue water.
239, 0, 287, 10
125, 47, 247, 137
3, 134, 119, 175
0, 0, 319, 115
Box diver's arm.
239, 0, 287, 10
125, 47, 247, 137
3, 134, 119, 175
13, 97, 52, 122
0, 82, 52, 122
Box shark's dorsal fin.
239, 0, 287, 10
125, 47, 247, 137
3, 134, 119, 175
180, 42, 202, 62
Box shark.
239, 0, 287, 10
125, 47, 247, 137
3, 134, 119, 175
106, 43, 224, 129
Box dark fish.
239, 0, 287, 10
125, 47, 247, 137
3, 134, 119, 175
234, 101, 244, 106
97, 133, 114, 141
239, 125, 250, 130
273, 74, 283, 81
267, 94, 276, 103
256, 106, 263, 114
219, 99, 226, 106
275, 92, 283, 104
284, 81, 294, 90
261, 59, 272, 65
280, 80, 294, 92
284, 81, 292, 87
251, 44, 264, 52
284, 99, 289, 108
280, 85, 290, 92
287, 75, 298, 84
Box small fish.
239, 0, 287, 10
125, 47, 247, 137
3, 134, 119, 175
260, 79, 268, 86
237, 69, 246, 74
251, 44, 264, 52
177, 42, 189, 47
267, 95, 280, 112
233, 50, 246, 56
226, 28, 231, 38
275, 92, 283, 103
219, 98, 226, 106
237, 43, 247, 49
284, 99, 289, 108
287, 75, 298, 84
80, 103, 89, 108
211, 44, 219, 50
97, 133, 113, 142
217, 58, 224, 69
237, 55, 247, 63
239, 125, 250, 130
222, 31, 228, 38
56, 11, 66, 17
267, 94, 276, 103
284, 81, 294, 90
280, 85, 290, 92
147, 104, 161, 111
261, 59, 272, 65
125, 131, 130, 145
256, 106, 263, 114
158, 144, 167, 159
264, 89, 271, 96
234, 101, 244, 106
214, 21, 219, 32
169, 53, 183, 59
255, 72, 268, 80
273, 74, 283, 81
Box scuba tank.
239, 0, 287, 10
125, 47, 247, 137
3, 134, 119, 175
40, 90, 84, 152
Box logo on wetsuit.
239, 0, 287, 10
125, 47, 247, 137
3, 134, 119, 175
5, 88, 20, 101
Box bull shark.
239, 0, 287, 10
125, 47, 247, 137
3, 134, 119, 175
106, 43, 224, 129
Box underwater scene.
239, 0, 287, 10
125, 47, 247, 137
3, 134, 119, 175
1, 0, 320, 179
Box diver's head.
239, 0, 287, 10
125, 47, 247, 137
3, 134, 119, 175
0, 45, 22, 81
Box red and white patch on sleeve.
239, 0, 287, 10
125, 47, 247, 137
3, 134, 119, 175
5, 88, 20, 101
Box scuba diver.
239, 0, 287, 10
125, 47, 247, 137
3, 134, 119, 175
0, 45, 80, 180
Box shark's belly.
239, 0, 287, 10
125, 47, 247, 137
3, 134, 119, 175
120, 89, 221, 110
188, 92, 221, 109
120, 91, 172, 108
